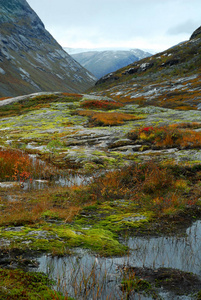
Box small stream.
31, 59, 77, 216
36, 220, 201, 299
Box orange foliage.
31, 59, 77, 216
128, 124, 201, 149
80, 99, 124, 110
169, 122, 201, 129
90, 160, 173, 203
0, 148, 56, 182
156, 89, 200, 110
77, 110, 143, 126
0, 149, 32, 181
89, 160, 199, 214
0, 183, 86, 226
0, 97, 10, 101
62, 92, 82, 98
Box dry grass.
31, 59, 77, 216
128, 124, 201, 149
0, 141, 200, 227
80, 99, 124, 110
0, 97, 10, 101
62, 92, 82, 98
0, 184, 90, 226
88, 160, 200, 215
170, 122, 201, 129
76, 110, 144, 126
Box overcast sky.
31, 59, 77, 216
26, 0, 200, 53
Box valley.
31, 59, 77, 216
0, 0, 201, 298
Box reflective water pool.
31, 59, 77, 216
37, 220, 201, 299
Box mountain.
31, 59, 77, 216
92, 26, 201, 110
0, 0, 96, 97
70, 49, 151, 79
64, 47, 95, 55
129, 49, 153, 59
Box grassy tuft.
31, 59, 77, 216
0, 268, 68, 299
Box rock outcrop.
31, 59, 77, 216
0, 0, 96, 97
190, 26, 201, 40
93, 26, 201, 110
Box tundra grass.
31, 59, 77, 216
0, 93, 82, 118
0, 159, 201, 257
0, 268, 68, 299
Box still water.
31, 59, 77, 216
37, 220, 201, 299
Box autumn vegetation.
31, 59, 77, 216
0, 154, 200, 227
76, 109, 143, 126
0, 93, 201, 299
80, 99, 124, 110
0, 148, 56, 182
128, 123, 201, 149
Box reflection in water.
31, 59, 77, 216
37, 220, 201, 299
23, 154, 91, 190
127, 220, 201, 275
23, 174, 90, 190
38, 252, 124, 300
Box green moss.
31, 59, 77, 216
0, 94, 83, 119
102, 156, 118, 165
52, 225, 127, 256
91, 150, 105, 156
97, 211, 153, 232
41, 210, 60, 220
76, 228, 127, 256
109, 151, 124, 158
0, 268, 66, 300
0, 223, 127, 257
47, 139, 64, 151
83, 162, 101, 172
31, 239, 66, 254
0, 226, 67, 254
74, 200, 154, 237
83, 204, 98, 210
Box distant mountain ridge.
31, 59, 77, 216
92, 26, 201, 111
0, 0, 96, 97
68, 49, 151, 79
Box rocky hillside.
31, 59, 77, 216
92, 26, 201, 111
0, 0, 96, 97
71, 49, 151, 79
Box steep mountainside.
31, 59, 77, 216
71, 49, 151, 79
0, 0, 96, 97
92, 26, 201, 110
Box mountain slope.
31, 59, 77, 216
92, 26, 201, 110
71, 49, 151, 79
0, 0, 96, 97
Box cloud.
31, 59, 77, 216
27, 0, 201, 52
167, 20, 200, 35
